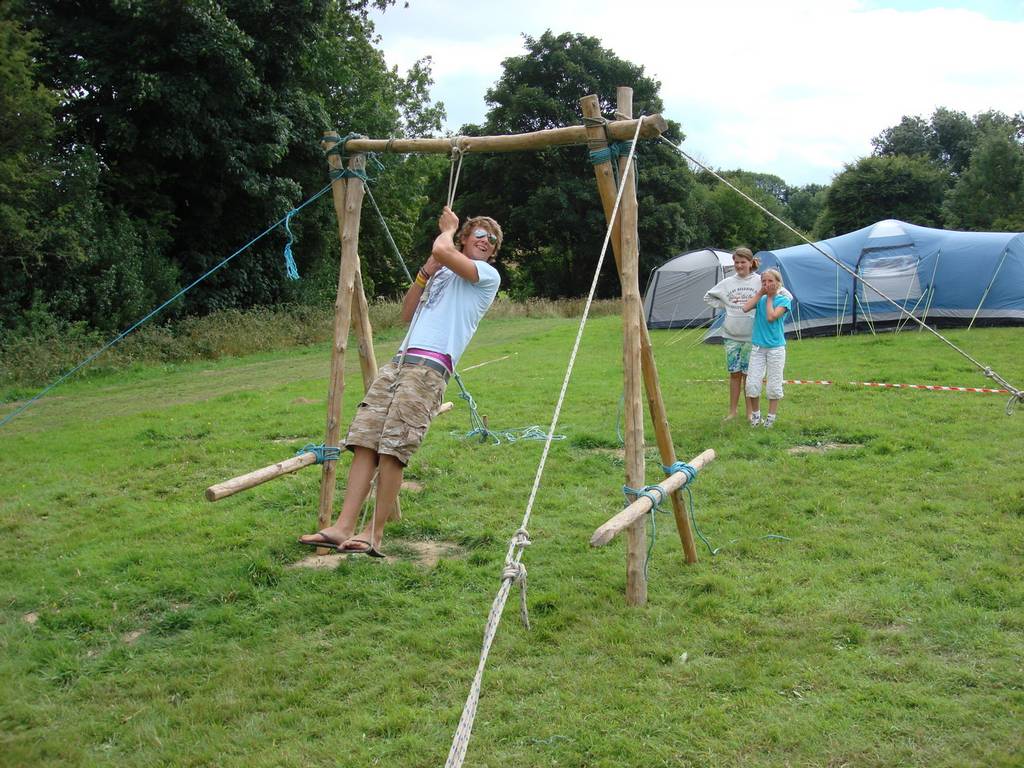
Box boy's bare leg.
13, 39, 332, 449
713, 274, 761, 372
298, 446, 378, 546
348, 454, 403, 551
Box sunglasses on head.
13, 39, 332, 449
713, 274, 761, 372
471, 228, 498, 245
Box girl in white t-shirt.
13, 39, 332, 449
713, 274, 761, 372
704, 247, 761, 420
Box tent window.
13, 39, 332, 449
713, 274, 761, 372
858, 252, 921, 304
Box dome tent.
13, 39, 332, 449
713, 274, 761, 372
643, 247, 734, 330
703, 220, 1024, 341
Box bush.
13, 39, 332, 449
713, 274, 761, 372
0, 298, 623, 392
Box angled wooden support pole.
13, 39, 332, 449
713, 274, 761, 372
591, 450, 716, 547
205, 452, 320, 502
318, 133, 366, 548
580, 91, 700, 566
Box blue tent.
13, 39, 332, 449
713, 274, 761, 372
706, 220, 1024, 340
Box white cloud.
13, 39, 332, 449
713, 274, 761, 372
371, 1, 1023, 185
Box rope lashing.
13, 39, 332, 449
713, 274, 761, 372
622, 483, 669, 577
328, 167, 371, 182
662, 461, 698, 482
662, 461, 718, 557
297, 443, 341, 464
588, 141, 634, 166
322, 132, 365, 158
282, 209, 300, 280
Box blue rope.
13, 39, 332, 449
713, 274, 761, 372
588, 141, 633, 166
660, 461, 717, 556
0, 183, 335, 429
622, 483, 668, 578
451, 371, 564, 446
282, 209, 300, 280
298, 443, 341, 463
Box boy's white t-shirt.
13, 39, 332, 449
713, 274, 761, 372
404, 261, 500, 366
704, 273, 761, 341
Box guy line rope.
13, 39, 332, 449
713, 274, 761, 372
443, 115, 646, 768
657, 136, 1024, 417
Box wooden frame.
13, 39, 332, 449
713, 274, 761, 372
205, 93, 714, 604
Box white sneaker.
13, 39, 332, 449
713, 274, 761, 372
763, 415, 777, 428
749, 412, 761, 427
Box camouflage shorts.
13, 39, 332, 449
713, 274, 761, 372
345, 361, 446, 466
724, 339, 752, 374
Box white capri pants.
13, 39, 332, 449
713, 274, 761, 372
746, 345, 787, 400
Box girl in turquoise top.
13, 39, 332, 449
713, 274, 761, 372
742, 269, 791, 427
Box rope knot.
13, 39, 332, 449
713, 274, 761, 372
511, 527, 531, 550
298, 443, 341, 464
662, 461, 699, 484
502, 561, 530, 631
623, 484, 666, 511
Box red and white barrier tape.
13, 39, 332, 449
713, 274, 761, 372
684, 379, 1009, 394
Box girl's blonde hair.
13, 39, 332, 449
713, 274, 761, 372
733, 246, 760, 271
762, 268, 783, 286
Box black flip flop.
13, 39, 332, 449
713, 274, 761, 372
297, 531, 343, 550
340, 538, 385, 558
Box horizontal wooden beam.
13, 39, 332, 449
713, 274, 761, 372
206, 452, 319, 502
590, 449, 716, 547
335, 115, 668, 156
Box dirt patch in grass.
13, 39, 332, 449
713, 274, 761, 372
288, 539, 464, 570
788, 442, 862, 455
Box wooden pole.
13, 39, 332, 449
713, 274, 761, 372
580, 92, 700, 565
317, 134, 366, 548
614, 89, 648, 606
591, 450, 716, 547
206, 452, 319, 502
332, 116, 667, 156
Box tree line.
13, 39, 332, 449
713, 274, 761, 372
3, 8, 1022, 337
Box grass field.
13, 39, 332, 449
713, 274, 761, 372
2, 315, 1023, 767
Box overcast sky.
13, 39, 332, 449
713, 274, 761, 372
368, 0, 1023, 186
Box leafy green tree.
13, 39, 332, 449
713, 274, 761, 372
815, 155, 946, 237
414, 30, 703, 299
692, 170, 796, 252
11, 0, 440, 331
0, 12, 58, 325
945, 130, 1024, 231
786, 183, 827, 234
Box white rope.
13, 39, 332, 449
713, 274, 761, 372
444, 115, 647, 768
448, 138, 466, 208
658, 135, 1024, 409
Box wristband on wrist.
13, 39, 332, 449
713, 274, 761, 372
414, 271, 428, 288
